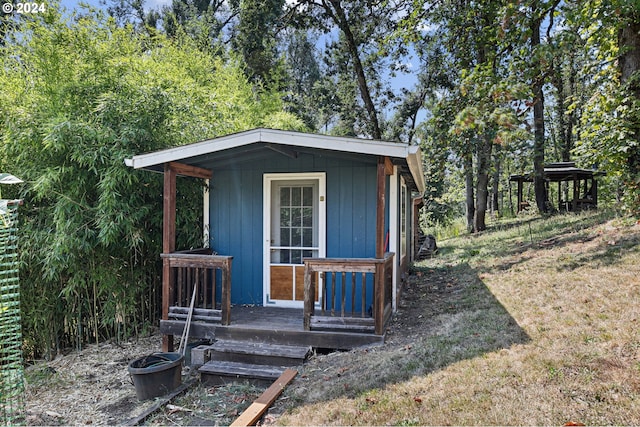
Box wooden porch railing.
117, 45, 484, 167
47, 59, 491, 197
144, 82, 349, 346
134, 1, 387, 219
303, 252, 394, 335
161, 249, 232, 327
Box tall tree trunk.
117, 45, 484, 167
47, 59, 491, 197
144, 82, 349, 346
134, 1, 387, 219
531, 1, 547, 213
564, 52, 577, 162
492, 144, 501, 217
464, 149, 475, 233
552, 56, 571, 162
619, 18, 640, 184
474, 134, 493, 232
327, 0, 382, 139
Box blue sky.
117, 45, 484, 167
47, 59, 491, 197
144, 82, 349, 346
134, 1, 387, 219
53, 0, 423, 129
59, 0, 171, 14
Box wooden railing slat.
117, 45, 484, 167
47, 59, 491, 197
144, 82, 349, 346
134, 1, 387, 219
361, 273, 366, 318
331, 272, 336, 316
351, 273, 356, 317
164, 250, 233, 332
303, 253, 394, 335
341, 272, 346, 318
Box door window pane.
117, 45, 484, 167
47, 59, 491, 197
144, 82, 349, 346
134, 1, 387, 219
302, 207, 312, 227
280, 208, 290, 226
302, 228, 312, 247
281, 228, 290, 246
292, 207, 301, 226
291, 187, 301, 206
280, 187, 290, 206
292, 228, 301, 247
303, 186, 313, 206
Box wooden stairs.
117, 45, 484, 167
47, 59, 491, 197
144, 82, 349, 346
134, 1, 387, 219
198, 339, 311, 386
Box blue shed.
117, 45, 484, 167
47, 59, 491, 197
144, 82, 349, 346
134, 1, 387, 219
126, 128, 425, 350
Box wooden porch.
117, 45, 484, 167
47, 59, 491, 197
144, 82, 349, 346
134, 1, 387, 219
159, 250, 393, 350
161, 306, 385, 350
158, 157, 397, 353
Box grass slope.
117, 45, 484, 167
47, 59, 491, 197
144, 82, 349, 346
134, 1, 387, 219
273, 211, 640, 426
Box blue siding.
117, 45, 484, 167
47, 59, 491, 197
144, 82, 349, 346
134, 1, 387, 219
207, 146, 380, 305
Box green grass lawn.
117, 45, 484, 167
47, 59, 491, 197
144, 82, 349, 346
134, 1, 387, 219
275, 210, 640, 425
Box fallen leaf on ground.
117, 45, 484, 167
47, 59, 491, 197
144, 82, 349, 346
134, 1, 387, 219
167, 404, 193, 415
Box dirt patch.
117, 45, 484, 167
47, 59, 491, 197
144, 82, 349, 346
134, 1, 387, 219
22, 265, 465, 426
24, 335, 161, 425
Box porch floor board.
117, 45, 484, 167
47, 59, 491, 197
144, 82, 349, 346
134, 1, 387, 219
160, 306, 385, 350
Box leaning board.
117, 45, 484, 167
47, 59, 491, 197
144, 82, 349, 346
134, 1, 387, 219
230, 368, 298, 426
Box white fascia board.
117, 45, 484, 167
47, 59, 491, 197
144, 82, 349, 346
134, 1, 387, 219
124, 131, 259, 170
407, 145, 426, 194
124, 128, 420, 174
259, 129, 410, 158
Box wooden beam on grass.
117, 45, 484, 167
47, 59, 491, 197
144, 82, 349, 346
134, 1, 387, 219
230, 369, 298, 427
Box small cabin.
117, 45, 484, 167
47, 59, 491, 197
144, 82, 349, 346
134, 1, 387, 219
126, 129, 426, 351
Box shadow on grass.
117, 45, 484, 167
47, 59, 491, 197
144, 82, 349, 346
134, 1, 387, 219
286, 262, 531, 405
553, 231, 640, 271
440, 211, 621, 273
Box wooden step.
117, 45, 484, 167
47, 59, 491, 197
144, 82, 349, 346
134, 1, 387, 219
310, 315, 375, 333
210, 340, 311, 367
199, 361, 286, 386
168, 306, 221, 323
214, 325, 385, 349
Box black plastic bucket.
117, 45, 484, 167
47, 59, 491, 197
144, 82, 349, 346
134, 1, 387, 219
128, 352, 183, 400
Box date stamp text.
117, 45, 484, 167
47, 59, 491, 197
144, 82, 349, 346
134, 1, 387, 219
2, 2, 47, 14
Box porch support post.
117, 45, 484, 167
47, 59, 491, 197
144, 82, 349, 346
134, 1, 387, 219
162, 163, 177, 352
221, 257, 232, 325
375, 157, 390, 333
374, 261, 384, 334
376, 157, 387, 259
303, 261, 314, 331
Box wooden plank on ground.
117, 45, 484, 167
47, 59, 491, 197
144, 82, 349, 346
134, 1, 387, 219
230, 368, 298, 427
123, 377, 197, 426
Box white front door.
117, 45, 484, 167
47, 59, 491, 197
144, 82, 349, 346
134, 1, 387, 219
263, 173, 325, 307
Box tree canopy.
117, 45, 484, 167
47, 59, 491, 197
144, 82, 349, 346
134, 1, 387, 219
0, 6, 303, 357
1, 0, 639, 356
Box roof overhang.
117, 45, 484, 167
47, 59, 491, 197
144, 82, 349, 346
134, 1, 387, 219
125, 128, 426, 193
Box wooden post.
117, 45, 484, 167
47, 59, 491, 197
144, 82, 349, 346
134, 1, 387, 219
374, 260, 384, 335
376, 158, 386, 258
221, 257, 232, 325
303, 261, 315, 331
572, 173, 578, 212
516, 179, 523, 213
162, 163, 177, 352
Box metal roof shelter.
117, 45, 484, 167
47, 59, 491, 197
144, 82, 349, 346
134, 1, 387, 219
509, 162, 604, 213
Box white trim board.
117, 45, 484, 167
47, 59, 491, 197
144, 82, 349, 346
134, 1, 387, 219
124, 128, 425, 194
